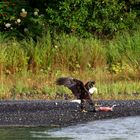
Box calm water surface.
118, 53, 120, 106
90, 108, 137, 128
0, 116, 139, 140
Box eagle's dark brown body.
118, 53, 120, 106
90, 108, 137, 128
56, 77, 96, 111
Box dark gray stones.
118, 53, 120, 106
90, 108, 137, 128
0, 100, 140, 127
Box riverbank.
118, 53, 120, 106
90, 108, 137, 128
0, 100, 140, 127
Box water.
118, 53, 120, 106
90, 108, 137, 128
0, 116, 139, 140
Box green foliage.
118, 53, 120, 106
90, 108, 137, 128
87, 0, 136, 36
46, 0, 90, 36
0, 0, 140, 38
44, 0, 139, 37
0, 30, 140, 99
0, 28, 140, 76
97, 80, 140, 99
106, 29, 140, 72
0, 0, 46, 39
0, 0, 28, 29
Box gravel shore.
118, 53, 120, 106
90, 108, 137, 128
0, 100, 140, 127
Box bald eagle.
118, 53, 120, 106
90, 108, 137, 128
56, 77, 97, 112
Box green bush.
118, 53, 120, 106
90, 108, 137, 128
0, 0, 28, 30
45, 0, 139, 37
0, 0, 46, 39
0, 0, 140, 38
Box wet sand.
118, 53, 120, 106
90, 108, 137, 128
0, 100, 140, 127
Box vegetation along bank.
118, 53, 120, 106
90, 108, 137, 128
0, 0, 140, 99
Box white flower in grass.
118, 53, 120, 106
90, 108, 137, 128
5, 23, 11, 28
24, 28, 28, 32
21, 8, 26, 12
17, 19, 21, 23
34, 11, 38, 16
20, 8, 27, 18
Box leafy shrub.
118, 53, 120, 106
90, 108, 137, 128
30, 0, 140, 37
86, 0, 136, 36
0, 0, 28, 30
0, 0, 46, 39
0, 0, 140, 38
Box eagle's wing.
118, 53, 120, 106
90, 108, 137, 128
56, 77, 88, 98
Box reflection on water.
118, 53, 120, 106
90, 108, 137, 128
0, 127, 65, 140
0, 116, 139, 140
47, 116, 140, 140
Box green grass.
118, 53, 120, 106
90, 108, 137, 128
0, 29, 140, 100
96, 80, 140, 100
0, 70, 139, 100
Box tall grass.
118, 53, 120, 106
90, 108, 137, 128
52, 35, 106, 71
106, 29, 140, 73
0, 29, 140, 99
97, 80, 140, 100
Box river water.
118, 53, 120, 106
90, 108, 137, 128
0, 116, 139, 140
